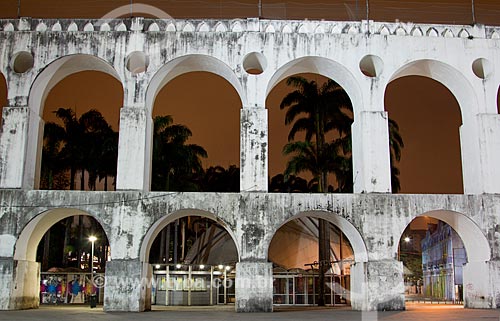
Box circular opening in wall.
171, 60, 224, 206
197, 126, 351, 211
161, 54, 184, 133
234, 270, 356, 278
472, 58, 493, 79
359, 54, 383, 78
126, 51, 149, 75
242, 52, 267, 75
11, 51, 34, 74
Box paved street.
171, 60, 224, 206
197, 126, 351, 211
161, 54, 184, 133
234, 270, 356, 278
0, 304, 498, 321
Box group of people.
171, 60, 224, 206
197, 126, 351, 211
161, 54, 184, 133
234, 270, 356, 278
40, 275, 96, 304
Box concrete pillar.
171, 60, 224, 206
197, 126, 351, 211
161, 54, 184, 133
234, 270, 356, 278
0, 258, 40, 310
235, 261, 273, 312
0, 258, 14, 310
475, 114, 500, 193
104, 259, 149, 312
116, 107, 151, 191
240, 108, 268, 192
350, 260, 405, 311
463, 260, 500, 309
352, 111, 392, 193
0, 107, 30, 189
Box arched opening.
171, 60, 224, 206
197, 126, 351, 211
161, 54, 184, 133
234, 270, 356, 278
13, 208, 111, 308
267, 69, 356, 193
386, 61, 466, 194
28, 54, 123, 191
147, 55, 243, 192
267, 211, 367, 307
395, 211, 490, 306
141, 210, 239, 307
0, 72, 6, 123
41, 71, 123, 191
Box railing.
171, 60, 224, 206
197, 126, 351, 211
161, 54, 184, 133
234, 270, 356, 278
0, 17, 499, 40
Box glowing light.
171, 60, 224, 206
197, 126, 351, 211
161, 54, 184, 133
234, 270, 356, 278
404, 236, 411, 243
199, 265, 205, 269
176, 264, 182, 269
89, 236, 97, 242
218, 264, 224, 270
155, 264, 161, 269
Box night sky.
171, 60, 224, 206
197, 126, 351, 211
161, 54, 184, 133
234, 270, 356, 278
1, 1, 499, 193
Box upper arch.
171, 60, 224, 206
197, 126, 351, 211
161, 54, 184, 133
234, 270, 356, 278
139, 209, 240, 264
266, 56, 362, 115
13, 208, 110, 262
145, 54, 245, 114
387, 59, 477, 121
28, 54, 122, 117
266, 210, 368, 263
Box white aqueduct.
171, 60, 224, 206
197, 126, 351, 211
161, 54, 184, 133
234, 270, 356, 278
0, 17, 499, 312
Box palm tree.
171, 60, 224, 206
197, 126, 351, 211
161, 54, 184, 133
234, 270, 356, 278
202, 165, 240, 192
40, 122, 66, 189
152, 115, 208, 191
280, 76, 352, 306
280, 76, 404, 305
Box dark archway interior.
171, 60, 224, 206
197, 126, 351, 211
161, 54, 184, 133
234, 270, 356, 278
148, 215, 238, 266
385, 76, 464, 194
267, 73, 354, 193
40, 71, 123, 191
398, 216, 468, 303
36, 215, 110, 272
151, 71, 241, 192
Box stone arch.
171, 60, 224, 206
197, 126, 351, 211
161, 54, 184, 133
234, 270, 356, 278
29, 54, 122, 117
393, 210, 491, 263
388, 59, 477, 121
139, 209, 240, 264
387, 59, 482, 194
145, 54, 245, 115
266, 210, 368, 263
266, 56, 363, 115
8, 207, 111, 310
25, 54, 123, 189
14, 207, 111, 262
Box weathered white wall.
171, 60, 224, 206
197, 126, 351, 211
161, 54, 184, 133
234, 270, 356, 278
0, 17, 500, 312
0, 190, 498, 311
1, 18, 499, 193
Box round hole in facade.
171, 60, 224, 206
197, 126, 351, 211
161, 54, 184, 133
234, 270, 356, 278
359, 54, 383, 78
472, 58, 493, 80
126, 51, 149, 75
11, 51, 34, 74
242, 52, 267, 75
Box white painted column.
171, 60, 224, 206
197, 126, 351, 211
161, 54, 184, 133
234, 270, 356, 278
350, 260, 405, 311
0, 106, 42, 189
462, 260, 500, 309
116, 107, 151, 191
475, 114, 500, 193
240, 107, 268, 192
104, 259, 146, 312
235, 262, 273, 312
352, 111, 392, 193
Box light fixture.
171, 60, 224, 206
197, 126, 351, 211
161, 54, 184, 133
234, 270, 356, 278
225, 266, 231, 271
199, 265, 205, 269
176, 264, 182, 269
404, 236, 411, 243
155, 264, 161, 269
218, 264, 224, 270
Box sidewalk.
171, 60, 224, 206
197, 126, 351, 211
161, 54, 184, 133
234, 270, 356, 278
0, 303, 498, 321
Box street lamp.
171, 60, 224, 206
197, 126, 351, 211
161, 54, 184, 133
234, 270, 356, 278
89, 236, 97, 290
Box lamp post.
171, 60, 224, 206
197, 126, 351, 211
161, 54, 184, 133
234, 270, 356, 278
89, 236, 97, 291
